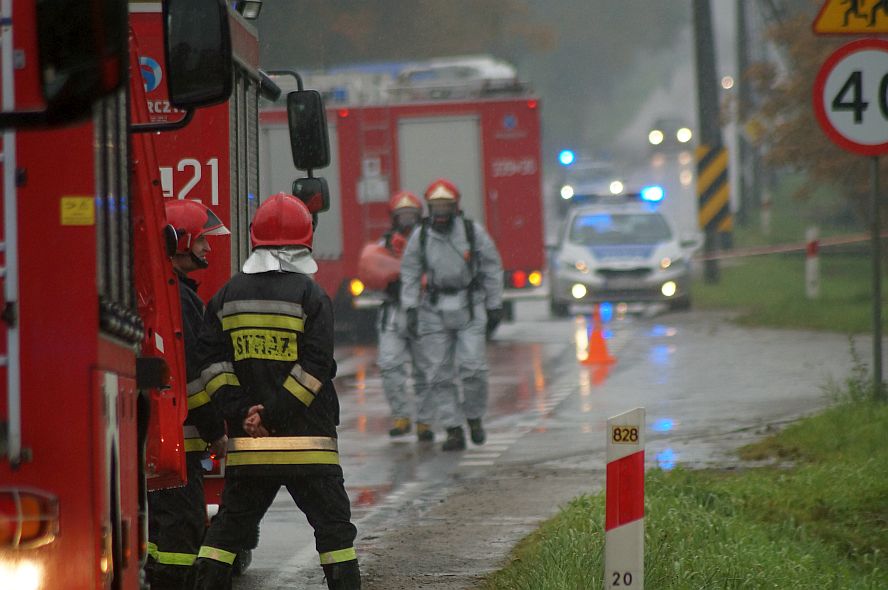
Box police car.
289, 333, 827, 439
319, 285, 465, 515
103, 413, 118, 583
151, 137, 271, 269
549, 188, 694, 316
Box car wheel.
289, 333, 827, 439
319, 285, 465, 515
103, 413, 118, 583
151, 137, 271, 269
549, 298, 570, 317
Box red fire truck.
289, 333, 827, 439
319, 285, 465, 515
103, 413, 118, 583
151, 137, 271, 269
0, 1, 329, 588
259, 63, 547, 339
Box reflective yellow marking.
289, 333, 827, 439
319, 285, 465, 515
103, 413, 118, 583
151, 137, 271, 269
204, 372, 240, 397
228, 436, 337, 452
225, 450, 339, 466
184, 438, 208, 453
188, 389, 211, 410
231, 329, 298, 361
283, 375, 315, 407
155, 550, 198, 566
319, 547, 357, 565
222, 313, 305, 332
198, 545, 237, 564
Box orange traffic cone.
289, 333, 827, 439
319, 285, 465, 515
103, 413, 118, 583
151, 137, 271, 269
580, 305, 616, 366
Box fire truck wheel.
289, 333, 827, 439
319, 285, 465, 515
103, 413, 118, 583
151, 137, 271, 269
549, 298, 569, 318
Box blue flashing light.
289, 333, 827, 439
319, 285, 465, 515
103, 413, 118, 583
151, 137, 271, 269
598, 302, 613, 323
657, 448, 677, 470
641, 185, 664, 202
652, 418, 674, 433
558, 149, 576, 166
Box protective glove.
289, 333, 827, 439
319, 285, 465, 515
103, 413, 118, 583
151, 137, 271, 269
406, 307, 419, 339
486, 307, 503, 336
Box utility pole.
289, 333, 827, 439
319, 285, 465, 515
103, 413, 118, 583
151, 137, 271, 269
693, 0, 723, 283
736, 0, 751, 226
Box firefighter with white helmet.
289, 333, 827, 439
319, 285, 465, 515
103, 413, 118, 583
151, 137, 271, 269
147, 199, 229, 590
399, 178, 504, 451
370, 191, 430, 438
191, 193, 361, 590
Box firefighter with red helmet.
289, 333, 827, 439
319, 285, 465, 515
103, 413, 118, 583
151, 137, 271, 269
147, 199, 229, 590
371, 191, 429, 438
190, 193, 361, 590
399, 178, 504, 451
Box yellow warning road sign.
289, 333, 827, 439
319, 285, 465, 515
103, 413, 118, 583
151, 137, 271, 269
813, 0, 888, 34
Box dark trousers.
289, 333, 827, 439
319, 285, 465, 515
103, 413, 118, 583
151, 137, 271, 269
147, 453, 207, 590
192, 468, 357, 590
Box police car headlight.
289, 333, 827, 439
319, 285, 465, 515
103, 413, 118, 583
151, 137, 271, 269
661, 281, 678, 297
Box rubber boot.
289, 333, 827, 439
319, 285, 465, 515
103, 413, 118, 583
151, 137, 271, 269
416, 422, 434, 442
467, 418, 486, 445
441, 426, 466, 451
323, 560, 362, 590
388, 417, 411, 437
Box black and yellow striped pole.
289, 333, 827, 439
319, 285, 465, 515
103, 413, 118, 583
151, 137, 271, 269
696, 145, 732, 234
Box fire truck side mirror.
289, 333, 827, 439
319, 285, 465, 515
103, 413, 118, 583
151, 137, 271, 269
163, 0, 233, 109
287, 90, 331, 171
292, 177, 331, 214
0, 0, 128, 129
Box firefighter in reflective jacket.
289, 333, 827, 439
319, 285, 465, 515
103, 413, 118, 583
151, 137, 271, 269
190, 193, 361, 590
400, 178, 504, 452
147, 200, 229, 590
374, 191, 429, 438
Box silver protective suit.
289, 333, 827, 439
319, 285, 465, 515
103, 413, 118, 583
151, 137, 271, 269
399, 216, 503, 429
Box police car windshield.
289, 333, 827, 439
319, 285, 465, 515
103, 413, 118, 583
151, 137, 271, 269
569, 212, 672, 246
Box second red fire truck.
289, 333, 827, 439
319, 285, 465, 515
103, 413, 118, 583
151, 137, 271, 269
259, 61, 547, 339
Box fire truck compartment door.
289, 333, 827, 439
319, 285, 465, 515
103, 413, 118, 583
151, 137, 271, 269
397, 116, 484, 223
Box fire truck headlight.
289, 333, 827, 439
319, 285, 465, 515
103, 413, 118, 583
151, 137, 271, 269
349, 279, 365, 297
0, 560, 43, 590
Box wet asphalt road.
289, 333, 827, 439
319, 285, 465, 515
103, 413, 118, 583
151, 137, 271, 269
232, 300, 861, 589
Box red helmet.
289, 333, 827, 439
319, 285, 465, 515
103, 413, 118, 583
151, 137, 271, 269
424, 178, 460, 203
164, 199, 229, 255
250, 192, 314, 250
388, 191, 422, 213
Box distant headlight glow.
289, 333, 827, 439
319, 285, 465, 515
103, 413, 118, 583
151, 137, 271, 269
676, 127, 693, 143
648, 129, 664, 145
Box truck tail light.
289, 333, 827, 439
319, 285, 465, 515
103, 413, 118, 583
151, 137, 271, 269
528, 270, 543, 287
511, 270, 527, 289
0, 488, 59, 549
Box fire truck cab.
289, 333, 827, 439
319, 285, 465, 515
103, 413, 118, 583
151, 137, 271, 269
0, 1, 330, 588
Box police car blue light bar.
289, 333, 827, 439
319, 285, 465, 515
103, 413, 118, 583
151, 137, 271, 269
640, 185, 664, 202
558, 149, 575, 166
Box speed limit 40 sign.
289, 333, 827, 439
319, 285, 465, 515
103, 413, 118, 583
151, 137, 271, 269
814, 39, 888, 156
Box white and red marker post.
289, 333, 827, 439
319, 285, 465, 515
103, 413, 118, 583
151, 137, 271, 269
605, 407, 645, 589
806, 226, 820, 299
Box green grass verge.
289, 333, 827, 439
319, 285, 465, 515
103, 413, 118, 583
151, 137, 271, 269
481, 398, 888, 590
691, 253, 884, 334
690, 170, 887, 334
